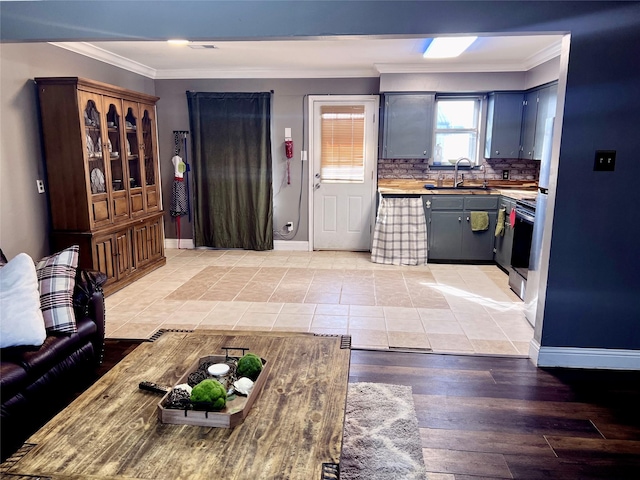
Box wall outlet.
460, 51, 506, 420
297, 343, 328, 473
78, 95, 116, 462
502, 170, 510, 180
285, 221, 294, 232
594, 150, 616, 171
36, 179, 45, 193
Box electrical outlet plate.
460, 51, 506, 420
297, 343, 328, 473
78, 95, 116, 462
502, 170, 509, 180
594, 150, 616, 171
36, 179, 45, 193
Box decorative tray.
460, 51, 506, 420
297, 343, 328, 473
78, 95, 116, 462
157, 353, 269, 428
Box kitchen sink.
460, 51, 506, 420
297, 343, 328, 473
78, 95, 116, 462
424, 185, 491, 191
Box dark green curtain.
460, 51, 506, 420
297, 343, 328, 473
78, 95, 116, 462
187, 92, 273, 250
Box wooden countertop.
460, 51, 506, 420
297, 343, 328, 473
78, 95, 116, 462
377, 179, 538, 200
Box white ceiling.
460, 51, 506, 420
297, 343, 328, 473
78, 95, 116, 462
51, 35, 563, 80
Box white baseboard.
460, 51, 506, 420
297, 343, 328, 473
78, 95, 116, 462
528, 339, 541, 365
165, 238, 195, 249
164, 239, 309, 251
530, 340, 640, 370
273, 240, 309, 251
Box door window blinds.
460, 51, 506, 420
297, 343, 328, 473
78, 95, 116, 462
320, 105, 365, 183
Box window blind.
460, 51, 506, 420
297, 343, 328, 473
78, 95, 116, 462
320, 105, 365, 182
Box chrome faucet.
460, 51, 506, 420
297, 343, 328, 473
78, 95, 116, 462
454, 157, 472, 188
479, 163, 488, 188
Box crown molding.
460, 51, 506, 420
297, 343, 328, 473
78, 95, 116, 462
375, 62, 530, 74
49, 42, 157, 79
51, 40, 561, 80
522, 41, 563, 70
154, 68, 379, 79
375, 54, 560, 75
50, 42, 379, 79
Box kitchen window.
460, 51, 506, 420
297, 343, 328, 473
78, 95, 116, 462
432, 96, 482, 166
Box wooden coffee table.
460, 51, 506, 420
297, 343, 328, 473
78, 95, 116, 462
4, 330, 351, 480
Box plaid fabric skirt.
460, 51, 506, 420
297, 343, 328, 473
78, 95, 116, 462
370, 197, 428, 266
170, 178, 188, 217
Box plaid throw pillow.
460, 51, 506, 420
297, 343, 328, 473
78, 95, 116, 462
0, 248, 8, 267
35, 245, 79, 334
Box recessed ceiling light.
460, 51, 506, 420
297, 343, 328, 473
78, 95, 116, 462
423, 36, 477, 58
167, 39, 190, 46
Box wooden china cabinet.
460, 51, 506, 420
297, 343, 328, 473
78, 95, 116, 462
35, 77, 165, 295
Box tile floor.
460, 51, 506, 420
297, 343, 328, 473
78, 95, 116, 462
105, 249, 533, 356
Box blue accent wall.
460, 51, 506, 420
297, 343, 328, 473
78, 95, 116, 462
2, 1, 639, 352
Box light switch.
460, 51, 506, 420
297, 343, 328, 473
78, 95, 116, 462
594, 150, 616, 171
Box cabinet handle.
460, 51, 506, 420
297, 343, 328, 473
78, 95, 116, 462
423, 151, 427, 155
458, 217, 462, 222
467, 217, 470, 222
495, 150, 499, 155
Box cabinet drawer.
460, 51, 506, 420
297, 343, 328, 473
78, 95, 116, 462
464, 196, 498, 210
430, 196, 464, 210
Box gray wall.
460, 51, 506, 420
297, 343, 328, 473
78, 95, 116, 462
0, 43, 154, 260
1, 1, 639, 354
380, 72, 526, 92
155, 78, 379, 242
524, 57, 561, 90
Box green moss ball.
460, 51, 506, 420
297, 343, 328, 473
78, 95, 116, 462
236, 353, 263, 381
190, 379, 227, 409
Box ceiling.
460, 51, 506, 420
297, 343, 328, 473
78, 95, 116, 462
51, 35, 563, 80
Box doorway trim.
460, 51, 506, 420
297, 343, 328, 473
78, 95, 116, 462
307, 94, 380, 251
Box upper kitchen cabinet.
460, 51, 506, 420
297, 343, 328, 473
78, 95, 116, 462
484, 92, 524, 159
520, 89, 539, 160
533, 84, 557, 159
380, 93, 435, 159
521, 82, 558, 160
35, 77, 165, 295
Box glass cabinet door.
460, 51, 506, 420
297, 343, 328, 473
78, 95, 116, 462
80, 91, 110, 226
105, 97, 130, 221
141, 104, 159, 211
124, 102, 144, 215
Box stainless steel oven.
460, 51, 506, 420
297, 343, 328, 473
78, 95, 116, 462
509, 198, 536, 300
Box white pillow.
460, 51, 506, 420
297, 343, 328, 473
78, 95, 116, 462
0, 253, 47, 348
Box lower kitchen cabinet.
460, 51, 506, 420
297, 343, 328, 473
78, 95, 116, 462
424, 195, 498, 261
494, 196, 516, 270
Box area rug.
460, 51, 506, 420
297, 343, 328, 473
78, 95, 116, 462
341, 382, 427, 480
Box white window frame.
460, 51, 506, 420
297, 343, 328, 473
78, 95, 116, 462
432, 96, 483, 166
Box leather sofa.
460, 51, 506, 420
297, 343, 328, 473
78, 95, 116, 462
0, 270, 107, 461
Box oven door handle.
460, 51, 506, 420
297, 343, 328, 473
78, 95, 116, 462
515, 209, 535, 224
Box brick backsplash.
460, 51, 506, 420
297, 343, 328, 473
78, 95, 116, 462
377, 157, 540, 182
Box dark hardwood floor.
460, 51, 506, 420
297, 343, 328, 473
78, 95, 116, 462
350, 349, 640, 479
5, 340, 640, 479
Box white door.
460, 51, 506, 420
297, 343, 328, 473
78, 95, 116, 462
309, 95, 379, 251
